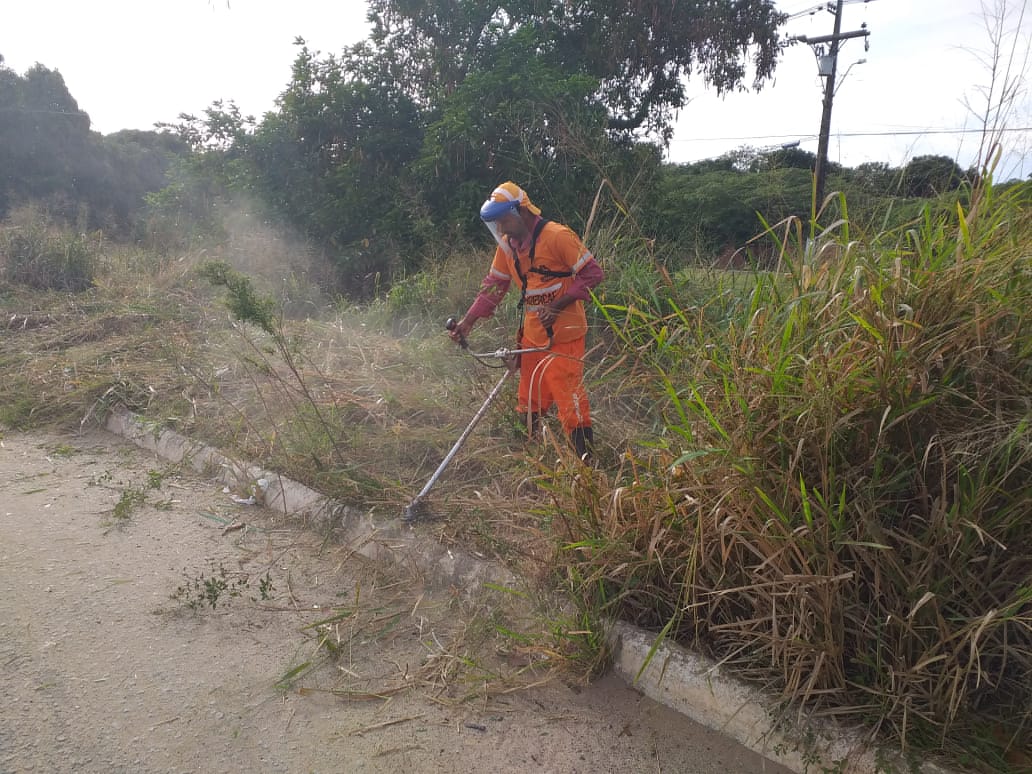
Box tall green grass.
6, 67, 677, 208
553, 181, 1032, 768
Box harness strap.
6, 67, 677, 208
530, 266, 574, 278
514, 218, 556, 342
512, 218, 550, 293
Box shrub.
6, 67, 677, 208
0, 216, 99, 291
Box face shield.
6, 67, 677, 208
480, 198, 519, 254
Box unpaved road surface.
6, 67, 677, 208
0, 428, 788, 774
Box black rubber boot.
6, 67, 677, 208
571, 425, 594, 461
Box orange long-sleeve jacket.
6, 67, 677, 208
467, 218, 602, 347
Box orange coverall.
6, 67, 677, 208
464, 217, 603, 434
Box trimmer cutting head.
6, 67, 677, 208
403, 497, 433, 523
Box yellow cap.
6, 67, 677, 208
481, 181, 541, 220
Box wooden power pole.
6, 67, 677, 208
814, 0, 845, 208
791, 2, 870, 212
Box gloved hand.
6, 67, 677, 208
447, 316, 473, 348
536, 304, 560, 328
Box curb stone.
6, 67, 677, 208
607, 622, 958, 774
105, 407, 517, 594
105, 406, 962, 774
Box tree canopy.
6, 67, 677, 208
0, 62, 90, 216
0, 59, 185, 231
5, 5, 997, 289
152, 0, 788, 287
366, 0, 786, 140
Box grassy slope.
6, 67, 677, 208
2, 183, 1030, 772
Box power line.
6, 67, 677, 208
669, 126, 1032, 144
784, 0, 877, 22
834, 127, 1031, 138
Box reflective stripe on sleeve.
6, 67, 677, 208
572, 251, 593, 273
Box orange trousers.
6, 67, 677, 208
517, 337, 591, 434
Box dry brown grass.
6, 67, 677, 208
0, 245, 613, 707
0, 242, 633, 592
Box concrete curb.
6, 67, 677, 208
607, 623, 956, 774
105, 406, 960, 774
104, 407, 517, 594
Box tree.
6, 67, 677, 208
83, 130, 189, 232
0, 60, 186, 232
900, 154, 965, 198
750, 146, 818, 173
849, 161, 896, 195
413, 27, 607, 229
367, 0, 786, 141
352, 0, 787, 242
0, 62, 90, 217
649, 161, 811, 261
135, 2, 787, 287
243, 41, 427, 287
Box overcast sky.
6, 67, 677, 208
3, 0, 1030, 179
675, 0, 1032, 179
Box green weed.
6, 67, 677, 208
111, 486, 147, 521
0, 210, 99, 291
170, 562, 275, 611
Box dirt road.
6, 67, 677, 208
0, 428, 788, 774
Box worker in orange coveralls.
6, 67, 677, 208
449, 181, 604, 460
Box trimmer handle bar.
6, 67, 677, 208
445, 316, 552, 362
470, 344, 551, 360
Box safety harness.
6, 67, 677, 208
513, 218, 573, 344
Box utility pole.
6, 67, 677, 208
814, 0, 844, 208
791, 2, 870, 213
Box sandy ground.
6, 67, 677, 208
0, 428, 790, 774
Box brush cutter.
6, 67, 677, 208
403, 319, 551, 523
